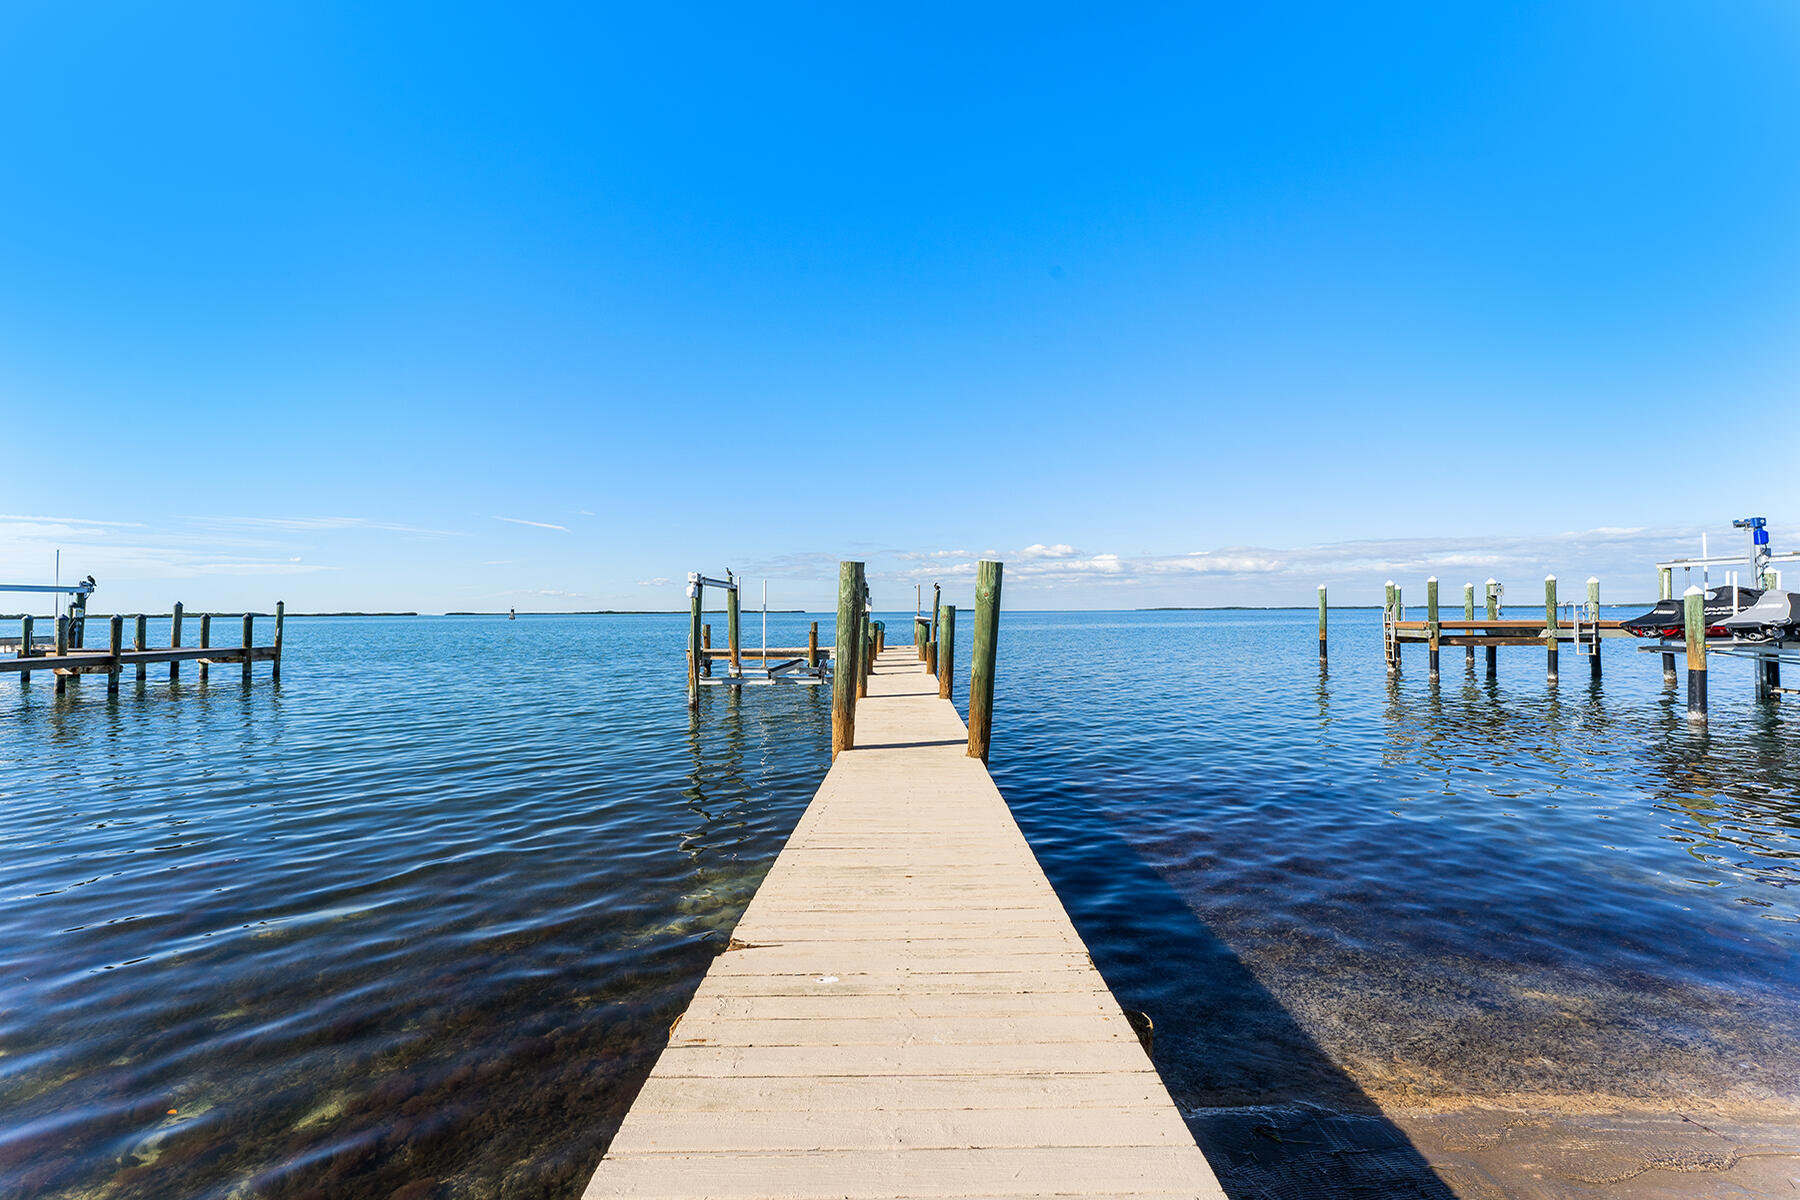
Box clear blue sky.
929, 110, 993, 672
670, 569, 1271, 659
3, 3, 1796, 612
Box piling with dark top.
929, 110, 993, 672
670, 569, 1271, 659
832, 562, 863, 757
170, 602, 183, 681
199, 613, 212, 682
19, 615, 32, 684
55, 615, 68, 694
241, 615, 254, 685
1660, 567, 1677, 683
108, 615, 124, 693
1426, 577, 1440, 679
806, 621, 818, 669
273, 601, 284, 683
967, 560, 1003, 763
1684, 586, 1706, 721
135, 614, 148, 681
1317, 585, 1327, 665
1463, 583, 1475, 671
1544, 575, 1559, 685
1587, 577, 1602, 680
938, 602, 955, 700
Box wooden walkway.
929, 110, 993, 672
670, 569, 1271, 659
583, 647, 1224, 1199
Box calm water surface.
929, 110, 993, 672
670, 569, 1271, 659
2, 610, 1796, 1198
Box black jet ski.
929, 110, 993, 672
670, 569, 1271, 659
1622, 585, 1764, 639
1717, 590, 1800, 642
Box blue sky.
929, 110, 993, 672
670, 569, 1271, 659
2, 4, 1796, 612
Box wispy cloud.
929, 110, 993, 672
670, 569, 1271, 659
492, 516, 570, 533
637, 577, 671, 587
184, 515, 463, 537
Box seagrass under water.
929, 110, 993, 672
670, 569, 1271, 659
2, 610, 1796, 1198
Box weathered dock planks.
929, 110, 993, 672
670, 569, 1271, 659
583, 648, 1224, 1199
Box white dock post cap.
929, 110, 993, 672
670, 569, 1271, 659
1485, 577, 1497, 585
1545, 574, 1556, 582
1465, 582, 1474, 589
1587, 576, 1599, 583
1318, 583, 1326, 591
1684, 584, 1705, 596
1426, 575, 1437, 583
1385, 579, 1395, 587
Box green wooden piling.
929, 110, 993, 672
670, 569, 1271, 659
727, 582, 741, 676
967, 560, 1003, 763
1485, 579, 1499, 678
18, 614, 31, 685
170, 602, 183, 681
1587, 578, 1602, 680
108, 615, 123, 694
1544, 575, 1559, 685
135, 614, 147, 682
1683, 586, 1706, 721
1463, 583, 1475, 671
1317, 585, 1327, 665
832, 562, 863, 757
273, 601, 284, 683
857, 607, 871, 700
54, 615, 68, 694
241, 614, 254, 685
702, 623, 713, 677
938, 603, 955, 700
199, 613, 211, 682
1427, 577, 1441, 679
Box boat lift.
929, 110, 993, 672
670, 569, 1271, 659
685, 570, 830, 706
1640, 517, 1797, 697
0, 576, 97, 650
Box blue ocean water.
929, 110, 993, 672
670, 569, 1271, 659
1, 610, 1795, 1199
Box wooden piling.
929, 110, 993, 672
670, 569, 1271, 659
1683, 586, 1706, 721
108, 616, 123, 693
1485, 579, 1499, 678
967, 560, 1002, 763
55, 616, 68, 695
273, 601, 284, 683
688, 588, 702, 706
241, 614, 254, 684
806, 621, 818, 669
727, 583, 741, 677
1586, 578, 1602, 680
938, 602, 955, 700
18, 615, 31, 684
701, 623, 712, 678
199, 613, 211, 682
1544, 575, 1559, 685
1660, 567, 1676, 682
930, 583, 941, 644
856, 608, 870, 700
1317, 585, 1327, 665
170, 602, 183, 681
831, 562, 863, 757
925, 626, 938, 675
135, 614, 148, 682
1426, 577, 1440, 679
1463, 583, 1475, 671
1384, 581, 1396, 674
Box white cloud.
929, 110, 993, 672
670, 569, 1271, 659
493, 516, 570, 532
637, 577, 671, 587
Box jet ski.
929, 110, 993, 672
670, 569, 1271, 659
1717, 590, 1800, 642
1622, 585, 1764, 639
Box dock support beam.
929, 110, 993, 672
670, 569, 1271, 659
968, 560, 1002, 763
1684, 586, 1706, 721
1587, 578, 1602, 680
1463, 583, 1475, 672
1317, 585, 1327, 666
1426, 577, 1440, 680
1544, 575, 1559, 685
938, 602, 955, 700
1660, 567, 1677, 684
832, 562, 864, 757
170, 602, 183, 681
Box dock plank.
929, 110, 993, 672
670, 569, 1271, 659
581, 648, 1224, 1199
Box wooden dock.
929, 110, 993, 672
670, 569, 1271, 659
584, 646, 1224, 1199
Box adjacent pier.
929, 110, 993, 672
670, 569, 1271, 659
584, 646, 1223, 1199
